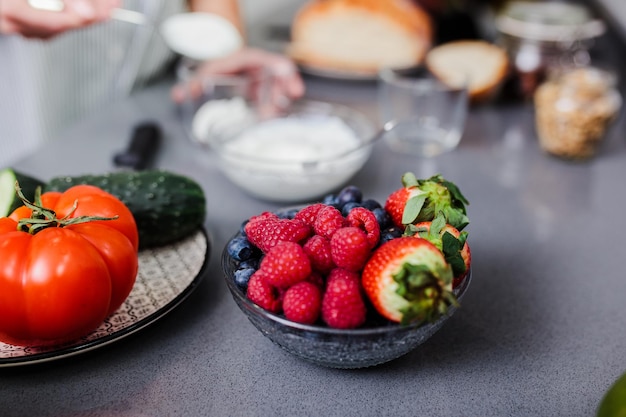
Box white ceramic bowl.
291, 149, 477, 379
189, 85, 377, 202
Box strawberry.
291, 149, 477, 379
283, 281, 323, 324
330, 227, 371, 272
346, 207, 380, 248
313, 205, 345, 239
259, 242, 312, 289
406, 213, 471, 288
384, 173, 470, 231
247, 270, 282, 313
244, 216, 312, 253
384, 186, 423, 230
321, 268, 366, 329
302, 234, 335, 274
361, 236, 456, 324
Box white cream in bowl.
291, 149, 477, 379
223, 116, 361, 162
192, 99, 375, 202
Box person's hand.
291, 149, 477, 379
171, 48, 305, 113
0, 0, 120, 39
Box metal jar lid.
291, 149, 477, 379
495, 1, 606, 43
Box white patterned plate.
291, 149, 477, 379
0, 229, 209, 367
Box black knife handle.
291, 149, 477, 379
113, 122, 161, 170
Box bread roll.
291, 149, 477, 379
287, 0, 433, 76
425, 40, 509, 103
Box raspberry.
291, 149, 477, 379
306, 271, 325, 288
294, 203, 326, 227
246, 270, 282, 313
302, 235, 335, 274
247, 211, 279, 225
244, 216, 312, 253
259, 242, 312, 289
330, 227, 371, 272
321, 268, 366, 329
313, 205, 345, 239
283, 281, 323, 324
346, 207, 380, 248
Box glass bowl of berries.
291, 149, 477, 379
222, 178, 472, 369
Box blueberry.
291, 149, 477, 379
341, 201, 363, 217
227, 236, 257, 261
372, 207, 392, 229
361, 199, 382, 211
234, 267, 256, 288
322, 193, 338, 206
379, 226, 404, 245
239, 258, 260, 270
336, 185, 362, 208
239, 220, 249, 236
276, 208, 298, 219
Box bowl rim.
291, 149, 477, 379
194, 99, 380, 165
378, 66, 470, 95
222, 233, 472, 336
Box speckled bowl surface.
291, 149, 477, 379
222, 233, 471, 369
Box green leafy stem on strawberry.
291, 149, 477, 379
388, 172, 470, 231
362, 236, 457, 325
394, 263, 459, 325
405, 212, 469, 279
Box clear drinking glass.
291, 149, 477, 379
378, 68, 468, 157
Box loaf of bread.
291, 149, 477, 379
287, 0, 433, 76
425, 40, 509, 103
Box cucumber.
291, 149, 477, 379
45, 170, 206, 248
0, 168, 46, 217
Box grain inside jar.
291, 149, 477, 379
534, 67, 621, 159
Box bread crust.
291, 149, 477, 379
425, 40, 509, 103
287, 0, 433, 75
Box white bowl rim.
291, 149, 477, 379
197, 99, 380, 165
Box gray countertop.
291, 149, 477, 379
3, 36, 626, 417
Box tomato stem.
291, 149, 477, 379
14, 181, 119, 235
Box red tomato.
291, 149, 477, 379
0, 217, 16, 233
0, 185, 139, 346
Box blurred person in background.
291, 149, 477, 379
0, 0, 304, 168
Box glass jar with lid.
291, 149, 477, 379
495, 1, 606, 99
